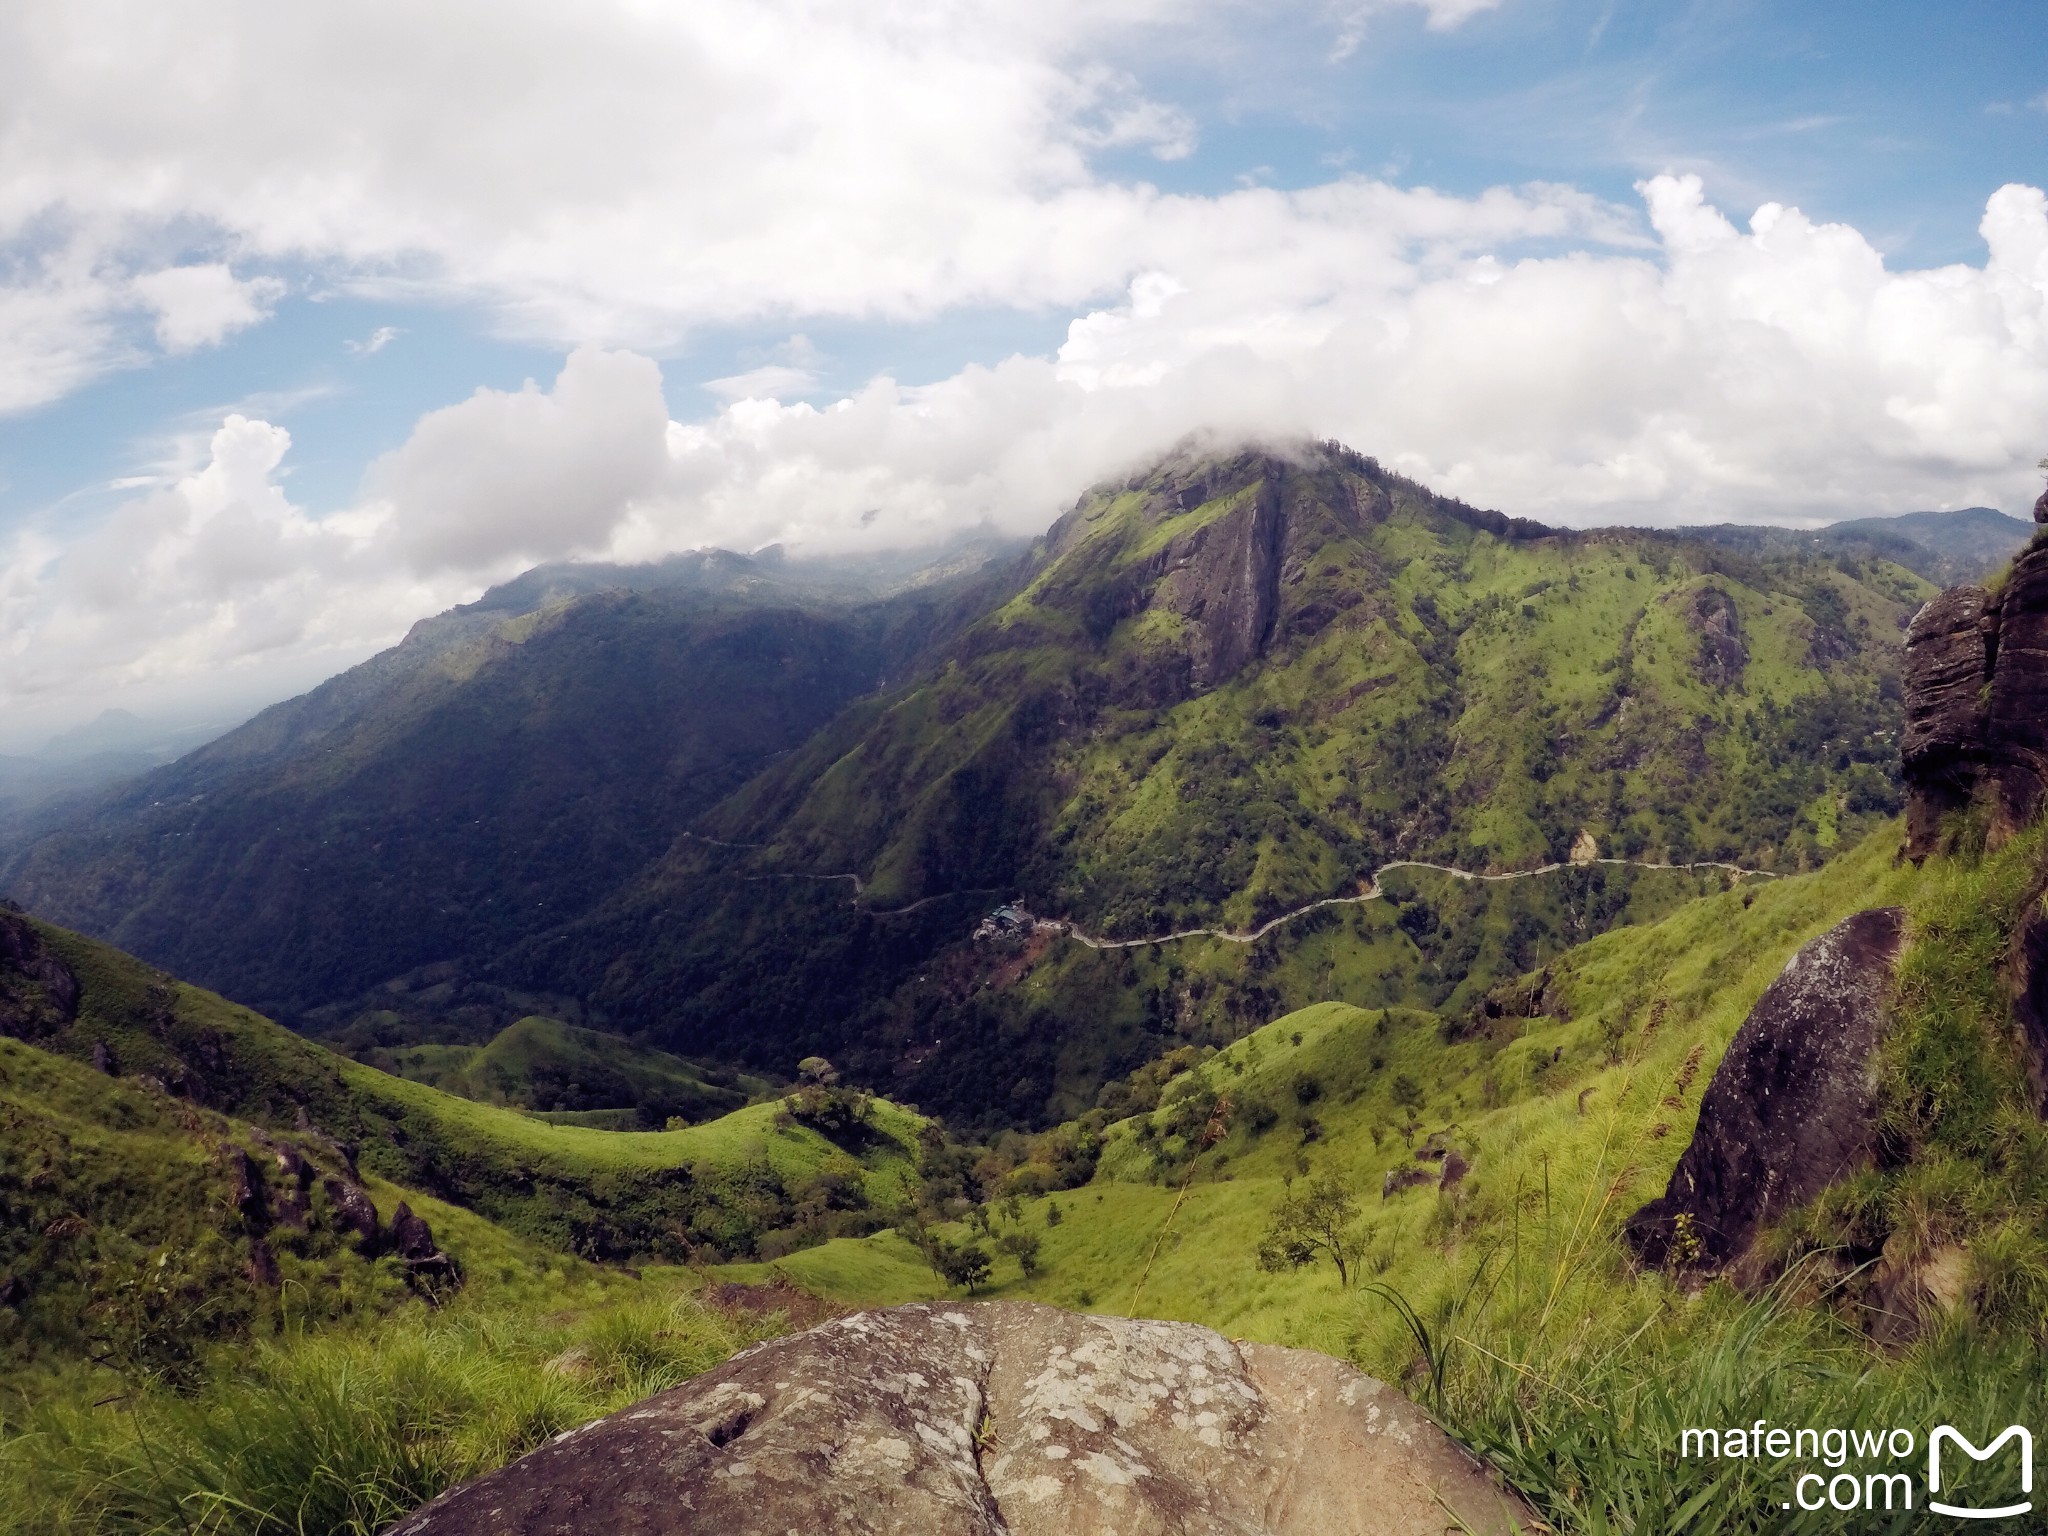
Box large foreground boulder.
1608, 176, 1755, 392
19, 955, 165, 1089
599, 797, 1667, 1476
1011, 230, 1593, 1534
391, 1300, 1535, 1536
1626, 908, 1908, 1272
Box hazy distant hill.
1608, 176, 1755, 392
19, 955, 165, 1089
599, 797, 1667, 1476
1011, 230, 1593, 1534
1680, 504, 2032, 587
4, 550, 1014, 1020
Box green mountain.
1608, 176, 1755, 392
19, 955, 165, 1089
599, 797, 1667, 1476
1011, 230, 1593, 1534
495, 442, 1928, 1124
2, 440, 1938, 1131
5, 550, 1010, 1023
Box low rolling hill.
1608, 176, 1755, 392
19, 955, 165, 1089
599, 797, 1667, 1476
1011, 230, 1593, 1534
349, 1014, 771, 1127
0, 908, 923, 1266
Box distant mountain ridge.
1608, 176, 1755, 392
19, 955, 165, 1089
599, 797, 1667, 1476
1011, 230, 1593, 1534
1680, 504, 2033, 587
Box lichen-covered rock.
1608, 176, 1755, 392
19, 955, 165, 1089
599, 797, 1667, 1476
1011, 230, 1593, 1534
1902, 545, 2048, 856
1625, 908, 1907, 1272
390, 1301, 1534, 1536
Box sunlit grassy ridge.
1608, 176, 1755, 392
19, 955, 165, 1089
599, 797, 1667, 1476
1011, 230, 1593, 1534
21, 917, 922, 1264
354, 1014, 771, 1126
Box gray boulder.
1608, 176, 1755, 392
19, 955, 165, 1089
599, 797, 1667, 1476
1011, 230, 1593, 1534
1626, 907, 1908, 1272
391, 1300, 1534, 1536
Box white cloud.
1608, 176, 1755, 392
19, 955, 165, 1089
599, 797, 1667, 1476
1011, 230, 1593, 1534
345, 324, 402, 355
365, 347, 673, 572
0, 0, 1510, 398
0, 416, 470, 745
128, 263, 284, 351
9, 174, 2048, 739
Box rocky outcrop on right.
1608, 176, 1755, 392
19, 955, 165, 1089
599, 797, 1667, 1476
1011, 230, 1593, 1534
1902, 540, 2048, 857
1625, 907, 1908, 1272
391, 1300, 1534, 1536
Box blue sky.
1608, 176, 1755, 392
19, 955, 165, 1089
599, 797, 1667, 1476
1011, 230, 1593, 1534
0, 0, 2044, 746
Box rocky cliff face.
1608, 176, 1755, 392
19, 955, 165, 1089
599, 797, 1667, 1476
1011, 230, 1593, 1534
391, 1300, 1534, 1536
1902, 539, 2048, 857
1625, 907, 1907, 1273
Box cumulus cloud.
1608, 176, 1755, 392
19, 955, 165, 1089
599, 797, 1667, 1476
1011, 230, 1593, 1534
365, 347, 672, 571
0, 0, 1515, 395
9, 173, 2048, 739
0, 416, 465, 743
3, 7, 2047, 735
128, 263, 284, 351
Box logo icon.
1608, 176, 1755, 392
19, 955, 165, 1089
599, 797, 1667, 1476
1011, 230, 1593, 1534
1930, 1426, 2034, 1520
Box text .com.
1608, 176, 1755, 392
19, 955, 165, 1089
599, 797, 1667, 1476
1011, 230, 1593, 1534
1680, 1422, 2035, 1517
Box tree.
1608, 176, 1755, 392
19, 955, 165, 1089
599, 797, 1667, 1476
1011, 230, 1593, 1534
998, 1230, 1042, 1277
1256, 1171, 1367, 1287
938, 1242, 993, 1293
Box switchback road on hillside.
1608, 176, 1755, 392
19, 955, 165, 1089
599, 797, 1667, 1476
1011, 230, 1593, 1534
675, 830, 1777, 949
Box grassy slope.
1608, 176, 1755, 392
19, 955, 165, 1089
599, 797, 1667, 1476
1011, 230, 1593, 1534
0, 1027, 816, 1536
726, 828, 1919, 1322
724, 825, 2048, 1529
355, 1014, 770, 1125
21, 917, 922, 1263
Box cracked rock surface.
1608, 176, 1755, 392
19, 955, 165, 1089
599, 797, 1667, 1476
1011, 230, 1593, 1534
390, 1300, 1534, 1535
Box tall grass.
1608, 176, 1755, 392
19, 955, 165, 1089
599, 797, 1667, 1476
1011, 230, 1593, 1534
0, 1290, 778, 1536
1345, 828, 2048, 1534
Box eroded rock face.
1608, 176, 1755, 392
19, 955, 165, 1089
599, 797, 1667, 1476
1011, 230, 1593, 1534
1625, 908, 1907, 1273
1902, 545, 2048, 856
390, 1301, 1534, 1536
1152, 477, 1288, 691
0, 909, 80, 1041
1689, 586, 1748, 689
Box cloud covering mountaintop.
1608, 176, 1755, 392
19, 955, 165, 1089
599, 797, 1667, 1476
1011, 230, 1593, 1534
0, 1, 2044, 741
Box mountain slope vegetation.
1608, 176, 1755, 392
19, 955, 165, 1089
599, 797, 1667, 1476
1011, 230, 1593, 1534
6, 553, 1009, 1022
723, 819, 2048, 1532
0, 909, 922, 1266
2, 440, 1953, 1132
498, 442, 1928, 1122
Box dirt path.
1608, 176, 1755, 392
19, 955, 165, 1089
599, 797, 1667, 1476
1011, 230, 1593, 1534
676, 830, 1776, 947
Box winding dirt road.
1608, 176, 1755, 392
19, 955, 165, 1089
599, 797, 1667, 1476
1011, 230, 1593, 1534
676, 831, 1776, 949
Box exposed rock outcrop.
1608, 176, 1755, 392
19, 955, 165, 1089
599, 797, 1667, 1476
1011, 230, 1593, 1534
1625, 908, 1908, 1273
390, 1201, 461, 1287
1152, 476, 1288, 690
1902, 543, 2048, 856
1689, 586, 1748, 689
0, 909, 80, 1042
390, 1301, 1534, 1536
